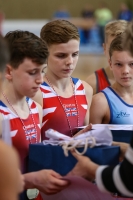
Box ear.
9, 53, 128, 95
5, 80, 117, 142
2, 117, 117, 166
103, 43, 106, 54
5, 64, 13, 80
108, 58, 113, 70
0, 73, 3, 89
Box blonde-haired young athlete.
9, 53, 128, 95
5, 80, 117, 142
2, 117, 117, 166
86, 20, 128, 94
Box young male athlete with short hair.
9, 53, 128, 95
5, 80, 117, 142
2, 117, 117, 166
1, 30, 68, 200
86, 20, 128, 94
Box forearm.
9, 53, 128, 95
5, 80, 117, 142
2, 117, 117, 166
112, 141, 129, 148
23, 172, 37, 190
88, 162, 99, 181
96, 165, 120, 194
96, 137, 133, 197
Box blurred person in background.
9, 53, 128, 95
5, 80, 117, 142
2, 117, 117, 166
80, 4, 95, 44
53, 5, 70, 19
81, 4, 94, 19
118, 2, 132, 21
95, 1, 113, 45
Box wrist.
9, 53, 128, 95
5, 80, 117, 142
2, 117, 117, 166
112, 141, 118, 146
87, 162, 99, 180
24, 172, 37, 190
24, 172, 40, 199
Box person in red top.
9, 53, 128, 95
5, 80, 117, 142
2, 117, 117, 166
1, 30, 69, 200
0, 34, 24, 200
94, 68, 111, 92
0, 97, 41, 173
33, 19, 93, 139
40, 77, 88, 138
86, 20, 128, 94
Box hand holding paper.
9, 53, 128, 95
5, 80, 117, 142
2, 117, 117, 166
73, 124, 92, 137
24, 170, 69, 195
67, 149, 99, 181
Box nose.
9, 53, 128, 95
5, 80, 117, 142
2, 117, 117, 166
36, 73, 44, 84
66, 55, 73, 66
122, 65, 130, 75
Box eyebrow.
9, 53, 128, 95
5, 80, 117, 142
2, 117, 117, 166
73, 51, 79, 54
55, 50, 79, 54
114, 60, 133, 62
114, 60, 122, 62
27, 66, 45, 71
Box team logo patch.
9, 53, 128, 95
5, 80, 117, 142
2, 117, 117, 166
116, 111, 130, 118
63, 104, 77, 117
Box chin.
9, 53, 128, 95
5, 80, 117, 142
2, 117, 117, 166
25, 92, 35, 98
121, 83, 131, 87
63, 74, 72, 78
29, 93, 36, 98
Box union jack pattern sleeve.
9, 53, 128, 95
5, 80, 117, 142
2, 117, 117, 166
96, 136, 133, 197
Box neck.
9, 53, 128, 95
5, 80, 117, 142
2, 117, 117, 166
44, 72, 71, 91
1, 80, 26, 107
112, 82, 133, 96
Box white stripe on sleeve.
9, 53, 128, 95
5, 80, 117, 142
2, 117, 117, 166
113, 165, 133, 197
96, 166, 109, 193
125, 146, 133, 165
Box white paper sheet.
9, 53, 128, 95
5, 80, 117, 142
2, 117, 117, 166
78, 124, 133, 130
43, 127, 112, 147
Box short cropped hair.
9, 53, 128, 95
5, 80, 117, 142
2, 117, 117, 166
40, 19, 80, 46
123, 22, 133, 57
105, 20, 128, 42
5, 30, 48, 68
0, 35, 10, 72
109, 34, 125, 58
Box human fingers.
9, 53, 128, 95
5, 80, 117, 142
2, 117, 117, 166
37, 171, 69, 194
81, 123, 92, 133
74, 124, 92, 137
49, 170, 62, 179
51, 176, 70, 187
66, 150, 85, 176
70, 149, 85, 161
43, 186, 67, 195
46, 170, 70, 187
